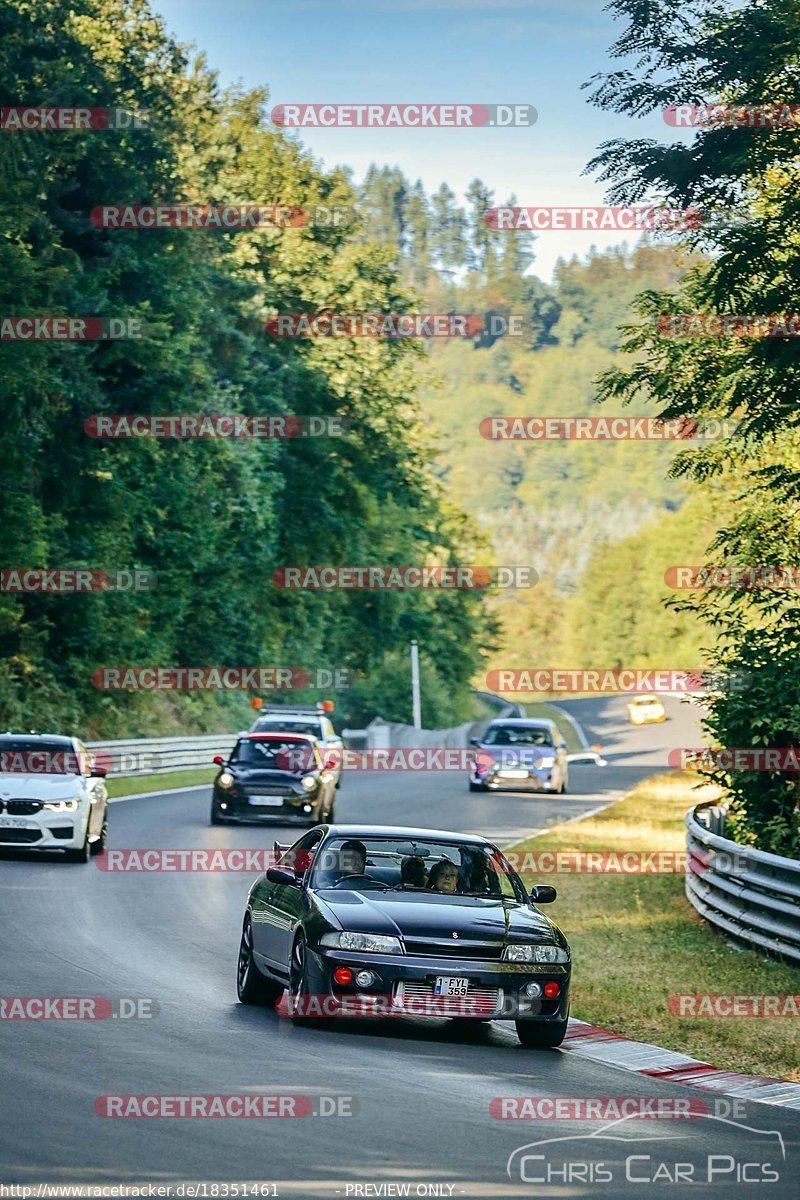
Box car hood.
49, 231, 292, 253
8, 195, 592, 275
0, 775, 84, 800
315, 890, 561, 945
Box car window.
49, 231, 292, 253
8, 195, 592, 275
280, 828, 324, 875
254, 718, 322, 738
483, 725, 554, 747
310, 836, 527, 901
231, 738, 316, 771
0, 739, 81, 775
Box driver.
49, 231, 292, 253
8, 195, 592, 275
331, 839, 380, 887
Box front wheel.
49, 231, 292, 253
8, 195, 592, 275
469, 780, 485, 792
289, 935, 331, 1027
516, 1019, 568, 1048
90, 819, 108, 856
64, 828, 91, 863
237, 917, 283, 1005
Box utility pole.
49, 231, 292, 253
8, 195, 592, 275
410, 640, 422, 730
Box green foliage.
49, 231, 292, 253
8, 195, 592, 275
0, 0, 495, 736
586, 0, 800, 855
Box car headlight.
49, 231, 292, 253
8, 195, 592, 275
504, 944, 569, 963
536, 755, 555, 768
43, 797, 81, 812
217, 771, 235, 789
319, 932, 403, 954
301, 775, 317, 792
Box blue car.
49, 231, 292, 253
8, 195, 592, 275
469, 718, 569, 794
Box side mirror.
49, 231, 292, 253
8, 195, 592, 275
469, 737, 479, 746
557, 741, 567, 751
213, 755, 225, 766
530, 884, 557, 904
266, 867, 300, 887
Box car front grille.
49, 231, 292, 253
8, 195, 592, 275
0, 828, 43, 843
245, 786, 291, 797
1, 801, 44, 815
403, 938, 504, 960
394, 980, 503, 1017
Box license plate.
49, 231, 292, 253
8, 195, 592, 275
434, 976, 470, 997
501, 769, 530, 779
247, 796, 284, 807
0, 816, 28, 828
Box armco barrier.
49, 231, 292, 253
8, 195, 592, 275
685, 802, 800, 964
87, 733, 239, 777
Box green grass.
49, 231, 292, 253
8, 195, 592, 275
525, 701, 587, 753
107, 767, 216, 799
507, 772, 800, 1081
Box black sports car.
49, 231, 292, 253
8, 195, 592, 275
236, 824, 571, 1047
210, 733, 336, 826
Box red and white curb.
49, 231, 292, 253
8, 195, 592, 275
562, 1018, 800, 1110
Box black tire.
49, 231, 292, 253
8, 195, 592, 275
469, 780, 485, 792
515, 1019, 568, 1048
559, 772, 568, 795
237, 917, 283, 1005
335, 775, 341, 790
210, 804, 226, 826
64, 828, 91, 863
90, 819, 108, 856
289, 934, 331, 1027
325, 799, 336, 823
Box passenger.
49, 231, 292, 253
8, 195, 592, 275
400, 855, 427, 888
427, 860, 459, 894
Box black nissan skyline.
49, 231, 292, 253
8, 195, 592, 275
236, 823, 571, 1047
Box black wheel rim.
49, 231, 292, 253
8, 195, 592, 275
237, 921, 252, 992
290, 938, 305, 999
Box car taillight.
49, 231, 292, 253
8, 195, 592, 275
543, 981, 560, 999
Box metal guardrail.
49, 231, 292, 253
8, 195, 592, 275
685, 802, 800, 964
87, 733, 239, 777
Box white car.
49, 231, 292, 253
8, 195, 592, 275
0, 734, 109, 862
250, 703, 344, 788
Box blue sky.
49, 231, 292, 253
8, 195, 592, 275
153, 0, 675, 280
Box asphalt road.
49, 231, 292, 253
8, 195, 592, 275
1, 695, 797, 1197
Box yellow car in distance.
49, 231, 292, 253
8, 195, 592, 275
627, 695, 667, 725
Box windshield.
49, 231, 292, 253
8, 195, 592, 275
0, 740, 81, 775
253, 718, 322, 738
483, 724, 554, 747
230, 738, 316, 771
311, 836, 526, 900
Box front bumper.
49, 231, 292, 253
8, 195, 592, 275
214, 787, 317, 823
471, 768, 558, 792
0, 807, 89, 851
307, 946, 570, 1023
